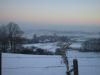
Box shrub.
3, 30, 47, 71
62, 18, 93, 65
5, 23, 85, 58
55, 48, 62, 55
20, 49, 34, 54
19, 48, 54, 55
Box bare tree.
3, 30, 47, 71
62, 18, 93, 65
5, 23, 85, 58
0, 25, 8, 52
57, 41, 72, 75
6, 22, 23, 52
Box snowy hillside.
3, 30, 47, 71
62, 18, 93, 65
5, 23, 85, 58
23, 43, 59, 52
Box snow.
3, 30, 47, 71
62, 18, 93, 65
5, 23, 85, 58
67, 50, 100, 75
2, 53, 66, 75
69, 43, 82, 49
23, 43, 59, 52
2, 49, 100, 75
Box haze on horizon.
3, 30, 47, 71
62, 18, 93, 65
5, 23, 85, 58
0, 0, 100, 32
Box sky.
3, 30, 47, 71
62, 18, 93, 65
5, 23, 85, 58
0, 0, 100, 32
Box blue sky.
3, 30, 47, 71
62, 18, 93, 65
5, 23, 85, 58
0, 0, 100, 32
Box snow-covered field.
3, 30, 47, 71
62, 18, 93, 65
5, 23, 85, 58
23, 43, 59, 52
2, 53, 66, 75
23, 42, 83, 52
2, 50, 100, 75
69, 43, 82, 49
68, 50, 100, 75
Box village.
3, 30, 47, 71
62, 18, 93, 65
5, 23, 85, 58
1, 22, 100, 75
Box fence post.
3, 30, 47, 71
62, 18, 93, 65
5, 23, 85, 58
66, 71, 70, 75
73, 59, 79, 75
66, 59, 70, 75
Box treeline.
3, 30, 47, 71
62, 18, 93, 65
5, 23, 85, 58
0, 22, 65, 55
0, 22, 71, 55
81, 38, 100, 52
30, 33, 70, 43
19, 47, 54, 55
0, 22, 23, 53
